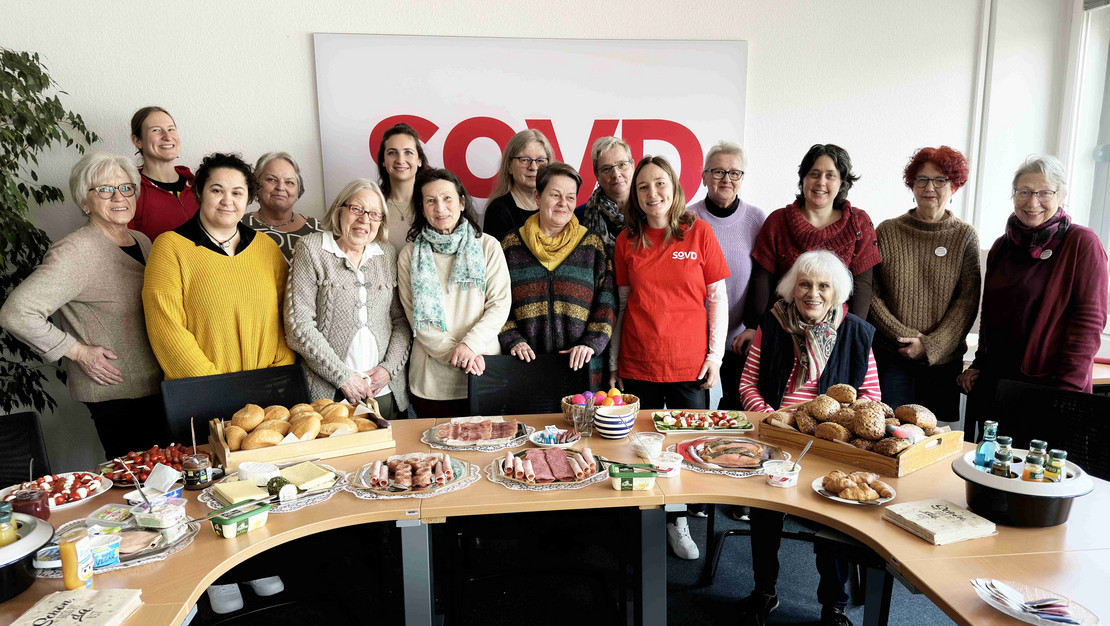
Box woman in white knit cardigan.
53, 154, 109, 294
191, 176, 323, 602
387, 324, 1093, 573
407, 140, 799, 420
285, 178, 411, 420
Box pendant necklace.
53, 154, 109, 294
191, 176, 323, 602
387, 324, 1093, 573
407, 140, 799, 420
258, 211, 296, 228
200, 221, 237, 250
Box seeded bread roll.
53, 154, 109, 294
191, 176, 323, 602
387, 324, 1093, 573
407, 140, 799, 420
351, 417, 379, 432
320, 403, 351, 420
242, 428, 284, 450
849, 438, 875, 451
826, 384, 857, 404
850, 405, 887, 441
807, 395, 840, 421
769, 411, 796, 428
894, 404, 937, 429
263, 405, 290, 422
885, 417, 900, 427
828, 408, 857, 428
877, 402, 896, 419
815, 422, 852, 443
874, 437, 913, 457
291, 415, 321, 440
225, 425, 248, 451
255, 420, 292, 436
310, 398, 334, 412
795, 411, 819, 435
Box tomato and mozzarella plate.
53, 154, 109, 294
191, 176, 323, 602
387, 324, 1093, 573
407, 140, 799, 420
3, 472, 105, 506
663, 411, 742, 429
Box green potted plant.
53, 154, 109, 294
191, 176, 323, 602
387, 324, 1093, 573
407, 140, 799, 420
0, 47, 99, 414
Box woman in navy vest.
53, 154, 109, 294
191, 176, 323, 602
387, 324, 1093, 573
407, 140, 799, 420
736, 250, 880, 626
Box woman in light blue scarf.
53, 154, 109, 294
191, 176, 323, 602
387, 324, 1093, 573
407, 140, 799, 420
398, 169, 512, 418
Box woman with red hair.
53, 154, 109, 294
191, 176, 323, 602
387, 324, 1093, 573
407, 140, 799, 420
869, 146, 980, 422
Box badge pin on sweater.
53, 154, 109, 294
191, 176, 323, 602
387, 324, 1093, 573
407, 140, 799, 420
935, 246, 947, 257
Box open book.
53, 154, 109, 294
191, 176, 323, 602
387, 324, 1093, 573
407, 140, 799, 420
11, 589, 141, 626
882, 498, 997, 545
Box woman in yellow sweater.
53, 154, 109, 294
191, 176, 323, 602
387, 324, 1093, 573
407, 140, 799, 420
143, 152, 294, 380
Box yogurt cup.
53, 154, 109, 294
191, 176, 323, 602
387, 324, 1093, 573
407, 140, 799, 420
653, 451, 683, 478
763, 460, 801, 488
629, 432, 665, 460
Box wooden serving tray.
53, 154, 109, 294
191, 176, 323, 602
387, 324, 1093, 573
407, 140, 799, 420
208, 412, 396, 472
755, 413, 964, 477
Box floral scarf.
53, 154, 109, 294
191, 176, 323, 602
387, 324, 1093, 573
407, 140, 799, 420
409, 219, 486, 330
771, 299, 845, 392
1005, 207, 1071, 260
581, 186, 625, 253
521, 213, 587, 271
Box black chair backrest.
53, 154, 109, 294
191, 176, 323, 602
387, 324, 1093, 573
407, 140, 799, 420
993, 379, 1110, 480
467, 354, 591, 416
160, 364, 311, 443
0, 411, 52, 487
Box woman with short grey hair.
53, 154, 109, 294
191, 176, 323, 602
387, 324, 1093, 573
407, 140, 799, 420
285, 178, 410, 419
243, 151, 321, 264
575, 136, 633, 254
959, 154, 1108, 440
0, 152, 167, 459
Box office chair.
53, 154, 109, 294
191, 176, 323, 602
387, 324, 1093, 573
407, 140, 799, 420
467, 353, 591, 415
0, 411, 52, 487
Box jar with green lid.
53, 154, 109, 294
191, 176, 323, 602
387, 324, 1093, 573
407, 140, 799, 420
1022, 452, 1045, 482
1029, 439, 1048, 456
1044, 449, 1068, 482
991, 448, 1014, 478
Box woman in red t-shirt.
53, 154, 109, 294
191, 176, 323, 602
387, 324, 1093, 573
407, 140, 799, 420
609, 155, 729, 561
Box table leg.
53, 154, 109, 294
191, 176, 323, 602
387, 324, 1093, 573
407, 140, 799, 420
398, 519, 434, 626
862, 565, 893, 626
639, 507, 666, 626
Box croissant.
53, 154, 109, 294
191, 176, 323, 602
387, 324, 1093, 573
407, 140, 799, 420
822, 470, 849, 490
871, 480, 894, 499
848, 471, 879, 486
838, 484, 880, 501
824, 475, 858, 493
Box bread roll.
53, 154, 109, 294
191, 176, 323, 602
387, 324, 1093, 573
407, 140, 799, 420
320, 403, 351, 420
256, 420, 292, 436
290, 411, 323, 426
849, 438, 875, 451
225, 425, 248, 451
850, 405, 886, 441
877, 402, 896, 420
807, 395, 839, 421
310, 398, 334, 412
874, 437, 912, 457
901, 424, 926, 440
826, 384, 857, 404
923, 425, 951, 437
289, 403, 314, 417
242, 428, 284, 450
231, 404, 265, 431
795, 411, 819, 435
894, 404, 937, 429
351, 417, 378, 432
769, 411, 796, 428
318, 421, 356, 437
884, 417, 900, 426
828, 408, 857, 428
263, 405, 290, 422
815, 422, 852, 443
291, 415, 321, 441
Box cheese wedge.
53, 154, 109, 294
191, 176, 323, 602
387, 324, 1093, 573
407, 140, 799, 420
213, 480, 269, 506
279, 462, 336, 491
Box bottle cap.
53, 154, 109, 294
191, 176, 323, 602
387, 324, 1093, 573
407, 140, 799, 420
996, 436, 1012, 446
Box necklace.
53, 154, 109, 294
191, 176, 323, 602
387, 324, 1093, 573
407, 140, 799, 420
199, 220, 237, 250
257, 210, 296, 228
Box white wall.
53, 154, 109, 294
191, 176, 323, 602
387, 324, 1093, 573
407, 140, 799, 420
0, 0, 1027, 470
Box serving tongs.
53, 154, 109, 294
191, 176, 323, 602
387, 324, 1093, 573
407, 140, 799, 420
183, 486, 334, 525
116, 457, 152, 510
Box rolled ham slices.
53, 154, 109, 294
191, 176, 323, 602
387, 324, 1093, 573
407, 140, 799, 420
364, 452, 458, 491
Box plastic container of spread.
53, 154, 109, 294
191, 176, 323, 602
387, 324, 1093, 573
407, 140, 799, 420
608, 464, 658, 491
210, 501, 271, 539
652, 451, 683, 478
628, 432, 665, 461
85, 503, 136, 529
123, 483, 184, 506
88, 534, 121, 569
763, 460, 801, 488
33, 545, 62, 569
156, 521, 190, 545
130, 497, 187, 529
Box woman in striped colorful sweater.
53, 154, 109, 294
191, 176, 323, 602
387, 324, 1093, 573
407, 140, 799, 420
499, 162, 616, 387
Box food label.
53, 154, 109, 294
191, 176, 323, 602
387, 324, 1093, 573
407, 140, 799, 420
76, 538, 94, 588
183, 467, 211, 486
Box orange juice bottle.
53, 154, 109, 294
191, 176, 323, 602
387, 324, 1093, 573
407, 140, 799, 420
59, 528, 94, 590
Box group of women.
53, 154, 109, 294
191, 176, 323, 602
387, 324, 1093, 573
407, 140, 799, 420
1, 106, 1107, 626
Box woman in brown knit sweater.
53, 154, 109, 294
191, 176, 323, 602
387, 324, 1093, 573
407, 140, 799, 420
869, 146, 980, 422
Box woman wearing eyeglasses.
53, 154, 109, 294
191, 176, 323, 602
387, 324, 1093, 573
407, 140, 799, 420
399, 169, 511, 418
869, 147, 980, 423
575, 136, 634, 256
285, 179, 411, 420
0, 153, 167, 459
483, 129, 554, 241
127, 106, 199, 241
959, 155, 1108, 438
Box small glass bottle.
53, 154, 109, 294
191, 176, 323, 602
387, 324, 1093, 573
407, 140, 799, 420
0, 503, 16, 547
974, 420, 999, 468
1044, 449, 1068, 482
59, 528, 94, 590
1028, 439, 1048, 456
1022, 452, 1046, 481
991, 448, 1014, 478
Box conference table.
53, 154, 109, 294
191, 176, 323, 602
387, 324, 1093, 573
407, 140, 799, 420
1, 412, 1106, 626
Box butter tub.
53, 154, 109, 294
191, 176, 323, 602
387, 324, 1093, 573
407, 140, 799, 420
608, 464, 658, 491
210, 501, 271, 538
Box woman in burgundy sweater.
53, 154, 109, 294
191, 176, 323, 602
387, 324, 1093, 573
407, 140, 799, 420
959, 155, 1108, 442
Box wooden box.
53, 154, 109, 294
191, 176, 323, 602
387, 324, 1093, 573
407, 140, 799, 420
208, 414, 396, 473
755, 414, 964, 477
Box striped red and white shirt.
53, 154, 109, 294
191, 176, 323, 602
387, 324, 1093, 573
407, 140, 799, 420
738, 327, 881, 412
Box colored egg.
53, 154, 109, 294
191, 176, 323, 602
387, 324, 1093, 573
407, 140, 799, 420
607, 387, 622, 397
612, 395, 625, 406
583, 390, 594, 399
594, 392, 607, 402
601, 398, 615, 406
571, 394, 586, 405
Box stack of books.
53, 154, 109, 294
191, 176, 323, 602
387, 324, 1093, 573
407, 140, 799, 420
882, 498, 997, 545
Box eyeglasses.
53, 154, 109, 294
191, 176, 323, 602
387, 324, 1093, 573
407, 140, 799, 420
89, 183, 137, 198
707, 168, 744, 181
914, 176, 950, 189
1013, 189, 1057, 202
598, 160, 633, 177
343, 204, 384, 221
512, 156, 549, 167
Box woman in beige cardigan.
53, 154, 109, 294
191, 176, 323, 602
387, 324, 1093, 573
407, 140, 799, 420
0, 153, 166, 459
399, 168, 511, 418
285, 179, 411, 420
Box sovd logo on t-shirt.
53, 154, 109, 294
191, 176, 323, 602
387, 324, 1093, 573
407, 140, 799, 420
672, 250, 698, 260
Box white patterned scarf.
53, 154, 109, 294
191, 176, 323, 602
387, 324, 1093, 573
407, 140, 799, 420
771, 299, 845, 392
409, 220, 486, 330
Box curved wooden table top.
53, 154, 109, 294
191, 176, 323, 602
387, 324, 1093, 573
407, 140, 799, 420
0, 412, 1105, 626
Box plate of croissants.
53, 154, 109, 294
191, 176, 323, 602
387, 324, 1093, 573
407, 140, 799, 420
812, 470, 896, 505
